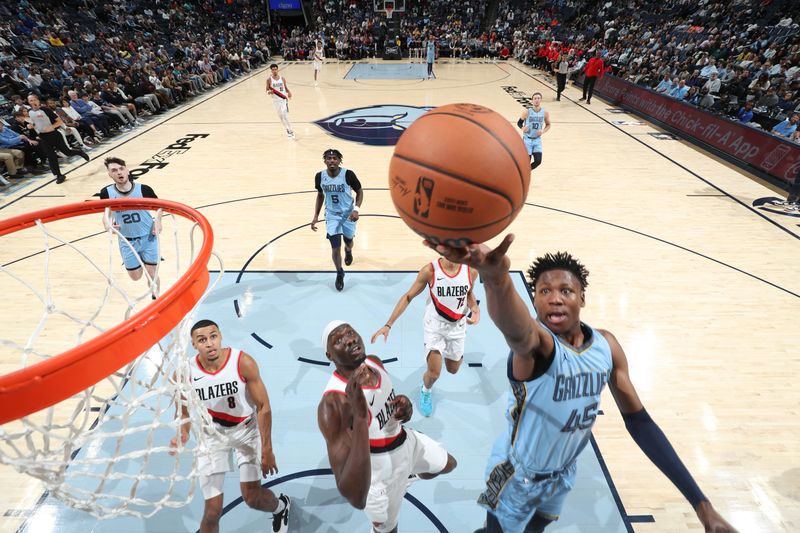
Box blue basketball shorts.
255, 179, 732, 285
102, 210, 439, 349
325, 213, 357, 241
119, 233, 159, 270
524, 136, 542, 155
478, 447, 577, 531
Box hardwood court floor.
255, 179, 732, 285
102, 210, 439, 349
1, 59, 798, 532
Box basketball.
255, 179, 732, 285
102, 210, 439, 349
388, 103, 531, 246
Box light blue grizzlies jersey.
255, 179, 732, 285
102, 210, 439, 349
104, 183, 155, 238
525, 106, 545, 139
502, 323, 612, 474
321, 166, 354, 216
426, 41, 435, 62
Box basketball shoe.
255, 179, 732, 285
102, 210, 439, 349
272, 494, 290, 533
419, 385, 432, 417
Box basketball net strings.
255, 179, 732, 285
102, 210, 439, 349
0, 210, 228, 518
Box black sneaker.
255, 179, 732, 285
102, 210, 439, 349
55, 175, 67, 184
79, 151, 90, 162
272, 494, 290, 533
335, 271, 344, 291
344, 249, 353, 266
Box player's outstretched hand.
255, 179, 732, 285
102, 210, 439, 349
370, 326, 390, 344
262, 448, 278, 477
696, 502, 739, 533
345, 364, 370, 424
425, 233, 514, 280
389, 395, 412, 423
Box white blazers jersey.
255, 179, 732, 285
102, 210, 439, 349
323, 357, 405, 453
191, 348, 254, 427
270, 75, 287, 100
426, 259, 473, 322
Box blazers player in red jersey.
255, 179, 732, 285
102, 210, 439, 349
170, 319, 290, 533
371, 257, 480, 417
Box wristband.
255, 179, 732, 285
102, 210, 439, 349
385, 324, 392, 329
352, 206, 359, 213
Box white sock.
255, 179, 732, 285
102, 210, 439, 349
422, 384, 431, 393
273, 496, 286, 514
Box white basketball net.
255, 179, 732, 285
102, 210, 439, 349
0, 205, 227, 519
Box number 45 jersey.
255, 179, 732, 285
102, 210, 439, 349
500, 324, 612, 473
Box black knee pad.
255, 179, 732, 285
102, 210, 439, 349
531, 152, 543, 170
343, 236, 354, 247
327, 233, 342, 248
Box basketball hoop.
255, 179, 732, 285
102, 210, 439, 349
0, 198, 226, 518
386, 6, 393, 18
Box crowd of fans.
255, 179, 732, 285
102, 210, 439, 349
2, 0, 799, 184
0, 0, 276, 185
502, 0, 800, 144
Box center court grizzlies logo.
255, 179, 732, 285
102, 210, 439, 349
315, 105, 434, 146
414, 177, 434, 218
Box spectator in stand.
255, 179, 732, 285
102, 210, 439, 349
0, 120, 43, 176
736, 101, 755, 123
51, 97, 98, 146
101, 82, 142, 121
699, 88, 715, 109
654, 75, 674, 94
686, 86, 701, 106
0, 144, 26, 181
756, 87, 779, 110
45, 98, 89, 151
120, 75, 160, 114
703, 72, 721, 95
68, 90, 112, 137
771, 114, 799, 138
669, 79, 689, 100
776, 92, 798, 115
700, 58, 718, 78
748, 73, 770, 96
92, 91, 136, 130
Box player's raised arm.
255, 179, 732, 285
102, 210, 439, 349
317, 364, 372, 509
371, 264, 432, 343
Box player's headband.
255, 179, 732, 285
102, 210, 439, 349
322, 320, 347, 347
323, 149, 342, 159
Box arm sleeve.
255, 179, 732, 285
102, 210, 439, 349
623, 409, 707, 508
314, 172, 322, 192
140, 184, 158, 198
345, 170, 362, 191
99, 187, 109, 199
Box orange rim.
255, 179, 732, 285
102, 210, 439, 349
0, 199, 213, 424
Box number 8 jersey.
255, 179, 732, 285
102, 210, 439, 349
190, 348, 254, 427
100, 182, 156, 238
